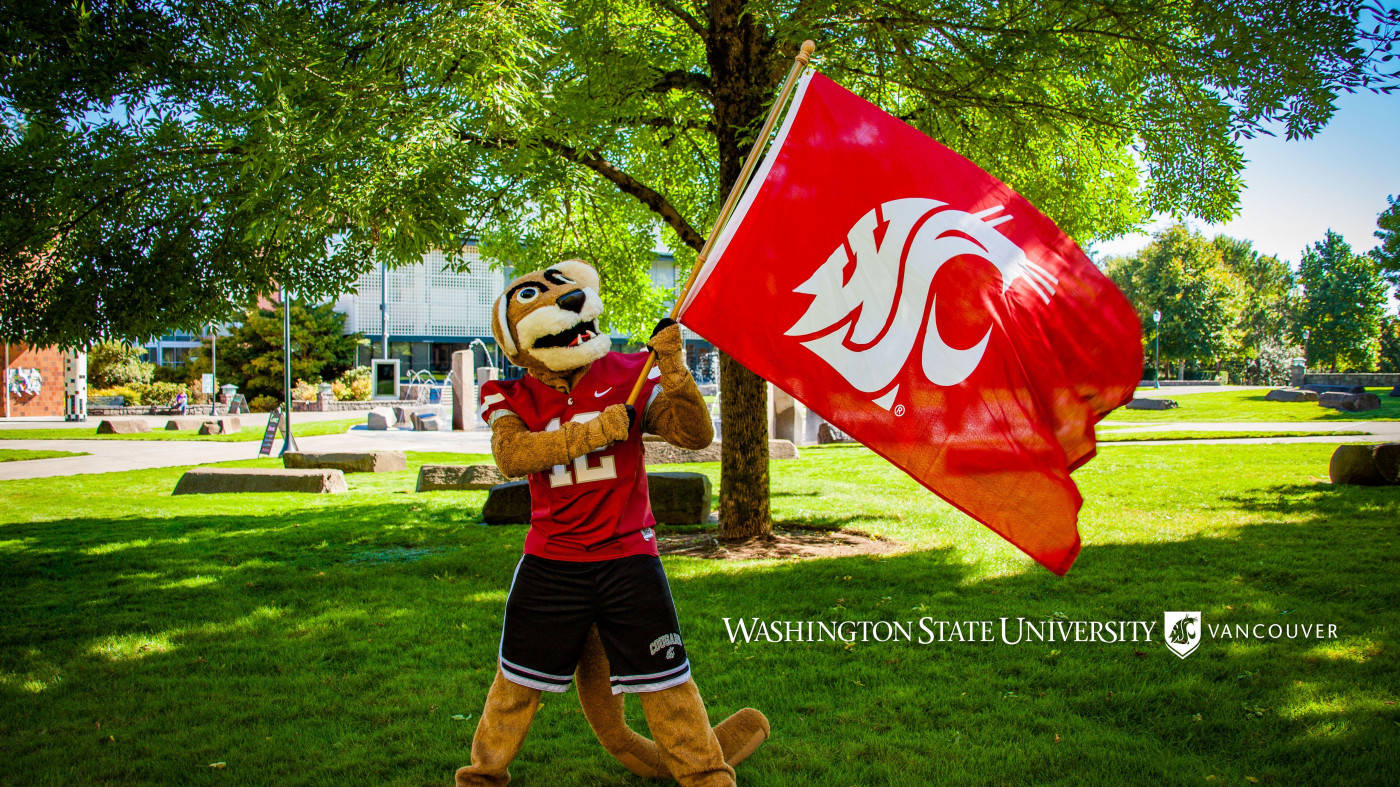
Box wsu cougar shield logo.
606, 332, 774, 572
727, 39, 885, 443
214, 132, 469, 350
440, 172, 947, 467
786, 198, 1058, 409
1164, 611, 1202, 659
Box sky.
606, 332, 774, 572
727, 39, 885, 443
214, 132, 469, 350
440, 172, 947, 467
1090, 88, 1400, 265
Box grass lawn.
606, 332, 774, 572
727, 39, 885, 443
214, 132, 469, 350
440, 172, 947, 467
0, 417, 363, 443
1107, 388, 1400, 423
1, 445, 1396, 785
0, 449, 89, 463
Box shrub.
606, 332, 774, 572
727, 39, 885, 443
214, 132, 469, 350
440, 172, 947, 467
248, 395, 279, 413
292, 378, 319, 402
333, 367, 372, 401
87, 341, 154, 388
90, 385, 143, 406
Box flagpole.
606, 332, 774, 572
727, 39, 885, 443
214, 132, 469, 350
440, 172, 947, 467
625, 39, 816, 406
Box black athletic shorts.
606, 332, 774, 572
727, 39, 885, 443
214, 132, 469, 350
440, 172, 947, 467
497, 553, 691, 695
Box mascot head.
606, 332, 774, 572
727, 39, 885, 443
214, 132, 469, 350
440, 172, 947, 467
492, 259, 612, 374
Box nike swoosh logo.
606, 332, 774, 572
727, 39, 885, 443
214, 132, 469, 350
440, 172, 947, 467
593, 387, 613, 398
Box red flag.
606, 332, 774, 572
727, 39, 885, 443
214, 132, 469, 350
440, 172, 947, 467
678, 72, 1142, 575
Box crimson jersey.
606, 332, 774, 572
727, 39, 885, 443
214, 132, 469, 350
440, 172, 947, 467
480, 352, 664, 561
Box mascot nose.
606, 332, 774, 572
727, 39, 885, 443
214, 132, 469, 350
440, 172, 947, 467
557, 289, 587, 313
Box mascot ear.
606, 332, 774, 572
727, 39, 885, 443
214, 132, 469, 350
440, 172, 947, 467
554, 259, 600, 291
492, 292, 518, 359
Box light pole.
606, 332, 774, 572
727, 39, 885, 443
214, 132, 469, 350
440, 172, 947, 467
1152, 310, 1161, 390
1302, 328, 1310, 368
282, 286, 295, 456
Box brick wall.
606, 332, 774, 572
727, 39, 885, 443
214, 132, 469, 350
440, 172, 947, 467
3, 344, 67, 417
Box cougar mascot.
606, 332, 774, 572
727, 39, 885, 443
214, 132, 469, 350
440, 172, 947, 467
455, 260, 769, 786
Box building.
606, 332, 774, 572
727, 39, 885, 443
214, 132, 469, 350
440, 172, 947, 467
3, 344, 73, 418
333, 244, 716, 382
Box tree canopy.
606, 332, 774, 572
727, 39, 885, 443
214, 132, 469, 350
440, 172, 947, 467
1296, 230, 1388, 371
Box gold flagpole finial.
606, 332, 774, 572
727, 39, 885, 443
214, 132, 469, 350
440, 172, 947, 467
797, 40, 816, 65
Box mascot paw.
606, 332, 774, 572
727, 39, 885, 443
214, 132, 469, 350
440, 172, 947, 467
647, 318, 683, 356
715, 708, 770, 768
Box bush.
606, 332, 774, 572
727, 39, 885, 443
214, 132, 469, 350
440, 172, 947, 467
332, 367, 371, 401
292, 378, 319, 402
248, 395, 279, 413
90, 385, 144, 406
141, 381, 187, 406
151, 364, 188, 384
87, 341, 154, 388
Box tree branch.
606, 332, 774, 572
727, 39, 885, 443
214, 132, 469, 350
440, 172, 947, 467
652, 69, 713, 96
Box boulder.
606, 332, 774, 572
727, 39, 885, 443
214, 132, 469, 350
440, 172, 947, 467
769, 439, 799, 459
393, 406, 413, 428
96, 418, 150, 434
195, 417, 242, 435
416, 464, 510, 491
817, 422, 852, 444
1264, 388, 1318, 403
644, 438, 721, 465
482, 480, 532, 524
1318, 392, 1381, 412
173, 467, 348, 495
1372, 443, 1400, 484
366, 407, 395, 430
648, 472, 712, 524
165, 417, 208, 431
479, 472, 714, 525
1328, 445, 1391, 486
411, 411, 441, 431
284, 451, 407, 473
1126, 398, 1179, 410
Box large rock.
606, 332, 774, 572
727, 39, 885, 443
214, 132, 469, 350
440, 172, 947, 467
96, 418, 150, 434
194, 417, 242, 435
648, 472, 712, 525
1318, 392, 1381, 412
416, 464, 510, 492
173, 467, 348, 495
1329, 445, 1392, 486
482, 480, 532, 524
1264, 388, 1318, 403
165, 416, 208, 431
642, 438, 800, 464
1126, 398, 1179, 410
1371, 443, 1400, 484
411, 411, 442, 431
284, 451, 407, 473
366, 407, 395, 430
817, 422, 852, 444
479, 472, 714, 525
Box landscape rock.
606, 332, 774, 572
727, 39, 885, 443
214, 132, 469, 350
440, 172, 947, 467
482, 480, 532, 524
648, 472, 712, 524
165, 417, 208, 431
1372, 443, 1400, 484
416, 464, 510, 492
393, 406, 413, 428
411, 411, 442, 431
284, 451, 407, 473
193, 417, 242, 435
769, 439, 799, 459
1264, 388, 1318, 403
173, 467, 348, 495
480, 472, 714, 525
817, 422, 852, 444
644, 438, 721, 464
96, 418, 150, 434
1126, 398, 1179, 410
1328, 445, 1391, 486
366, 407, 395, 430
1318, 392, 1381, 412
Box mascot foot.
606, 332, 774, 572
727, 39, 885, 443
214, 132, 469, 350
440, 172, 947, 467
714, 707, 770, 769
637, 680, 736, 787
455, 669, 542, 787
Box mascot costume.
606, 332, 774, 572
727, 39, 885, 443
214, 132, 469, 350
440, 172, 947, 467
455, 260, 769, 786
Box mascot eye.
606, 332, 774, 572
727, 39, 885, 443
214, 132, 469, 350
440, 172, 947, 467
515, 286, 541, 304
543, 268, 575, 286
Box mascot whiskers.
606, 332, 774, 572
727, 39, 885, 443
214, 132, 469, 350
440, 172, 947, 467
455, 259, 769, 786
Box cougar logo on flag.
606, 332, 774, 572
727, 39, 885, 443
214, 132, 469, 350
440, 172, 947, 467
1163, 611, 1202, 659
785, 198, 1058, 408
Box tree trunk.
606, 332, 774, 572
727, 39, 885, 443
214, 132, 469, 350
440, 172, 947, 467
707, 0, 777, 539
717, 352, 770, 538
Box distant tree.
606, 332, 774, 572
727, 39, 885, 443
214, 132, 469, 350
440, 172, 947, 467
85, 340, 153, 388
187, 300, 361, 401
1105, 225, 1239, 379
1372, 194, 1400, 296
1379, 317, 1400, 373
1297, 231, 1388, 371
1212, 235, 1297, 359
